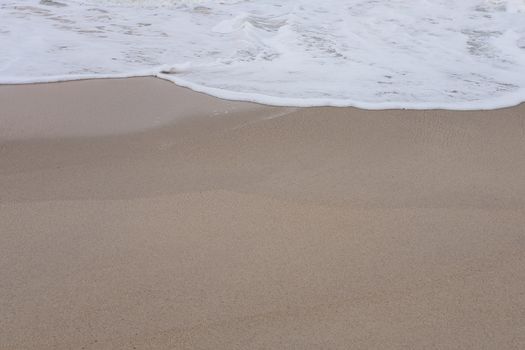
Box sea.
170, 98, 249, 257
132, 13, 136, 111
1, 0, 525, 109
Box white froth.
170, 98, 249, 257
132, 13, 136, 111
1, 0, 525, 109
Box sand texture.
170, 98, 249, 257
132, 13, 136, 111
1, 78, 525, 349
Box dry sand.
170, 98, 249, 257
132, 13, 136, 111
1, 77, 524, 349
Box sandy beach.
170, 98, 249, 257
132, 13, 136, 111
1, 77, 525, 349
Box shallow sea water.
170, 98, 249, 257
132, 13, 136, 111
1, 0, 525, 109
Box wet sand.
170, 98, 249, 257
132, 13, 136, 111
1, 77, 524, 349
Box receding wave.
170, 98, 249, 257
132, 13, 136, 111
1, 0, 525, 109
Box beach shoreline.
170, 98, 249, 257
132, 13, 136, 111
1, 77, 525, 349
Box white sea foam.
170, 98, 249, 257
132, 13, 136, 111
1, 0, 525, 109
